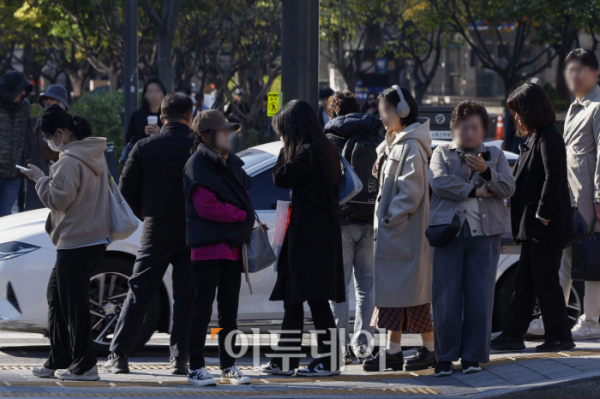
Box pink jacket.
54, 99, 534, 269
191, 186, 247, 261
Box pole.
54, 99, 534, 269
124, 0, 138, 136
281, 0, 319, 111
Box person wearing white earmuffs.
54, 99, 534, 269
363, 86, 435, 373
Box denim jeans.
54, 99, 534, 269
0, 177, 21, 217
330, 224, 375, 350
432, 223, 501, 363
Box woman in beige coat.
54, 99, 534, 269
363, 86, 434, 373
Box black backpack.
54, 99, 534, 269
339, 134, 380, 222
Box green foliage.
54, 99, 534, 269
542, 83, 569, 111
69, 90, 125, 159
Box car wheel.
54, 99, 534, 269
492, 264, 584, 333
89, 255, 161, 356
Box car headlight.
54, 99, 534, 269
0, 242, 40, 261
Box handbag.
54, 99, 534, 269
565, 207, 590, 247
571, 214, 600, 281
242, 214, 277, 294
119, 140, 134, 165
339, 156, 363, 205
271, 200, 292, 272
425, 213, 462, 248
106, 165, 139, 241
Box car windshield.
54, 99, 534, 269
238, 149, 275, 171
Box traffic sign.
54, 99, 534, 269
267, 92, 281, 117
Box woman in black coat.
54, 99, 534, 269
259, 100, 345, 377
491, 83, 575, 353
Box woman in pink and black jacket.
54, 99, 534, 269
183, 110, 255, 387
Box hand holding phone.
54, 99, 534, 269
16, 164, 31, 172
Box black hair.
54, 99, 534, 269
507, 83, 556, 137
140, 76, 167, 110
366, 90, 379, 100
38, 104, 93, 141
190, 128, 217, 155
450, 100, 490, 132
378, 86, 419, 127
327, 90, 361, 118
195, 92, 204, 103
272, 99, 341, 185
319, 87, 334, 100
565, 48, 599, 71
161, 92, 193, 122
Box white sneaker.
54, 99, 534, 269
256, 361, 295, 376
55, 365, 99, 381
526, 317, 545, 336
571, 316, 600, 340
188, 368, 217, 387
32, 366, 55, 378
296, 359, 340, 377
221, 366, 251, 385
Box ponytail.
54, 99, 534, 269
39, 104, 93, 140
190, 129, 216, 154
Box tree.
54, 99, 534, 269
430, 0, 558, 99
380, 0, 449, 103
320, 0, 385, 92
140, 0, 181, 92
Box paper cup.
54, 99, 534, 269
147, 116, 158, 125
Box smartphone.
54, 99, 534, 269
16, 164, 31, 172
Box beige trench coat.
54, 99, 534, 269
373, 118, 433, 308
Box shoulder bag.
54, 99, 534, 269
242, 214, 277, 294
571, 214, 600, 281
106, 163, 139, 241
339, 156, 363, 205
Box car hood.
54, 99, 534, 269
0, 209, 53, 249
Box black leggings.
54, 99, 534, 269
272, 300, 338, 370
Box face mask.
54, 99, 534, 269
47, 133, 65, 152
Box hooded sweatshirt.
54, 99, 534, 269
36, 137, 111, 249
0, 71, 33, 178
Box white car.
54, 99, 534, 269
0, 139, 582, 354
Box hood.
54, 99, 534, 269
0, 71, 33, 106
60, 137, 107, 176
324, 112, 382, 139
390, 117, 432, 157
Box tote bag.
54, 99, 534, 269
339, 156, 363, 205
242, 214, 277, 294
271, 200, 291, 272
571, 215, 600, 281
106, 166, 139, 241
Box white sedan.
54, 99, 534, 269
0, 140, 582, 354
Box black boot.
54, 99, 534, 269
403, 347, 437, 371
170, 356, 188, 375
103, 353, 129, 374
535, 340, 575, 353
490, 333, 525, 351
363, 350, 404, 372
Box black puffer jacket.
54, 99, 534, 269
119, 122, 194, 244
0, 71, 32, 179
183, 143, 254, 249
324, 112, 383, 151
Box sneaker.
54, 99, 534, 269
55, 365, 100, 381
354, 344, 371, 363
535, 340, 576, 352
221, 366, 251, 385
461, 360, 482, 374
103, 352, 129, 374
188, 368, 217, 387
256, 361, 295, 376
343, 345, 354, 365
403, 347, 437, 371
296, 358, 340, 377
434, 361, 453, 377
363, 350, 404, 372
571, 316, 600, 340
170, 356, 188, 375
490, 333, 526, 351
524, 317, 545, 338
32, 366, 55, 378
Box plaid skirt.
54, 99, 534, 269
370, 303, 433, 333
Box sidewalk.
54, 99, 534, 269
0, 340, 599, 398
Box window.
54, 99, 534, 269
249, 168, 292, 210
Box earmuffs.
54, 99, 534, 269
392, 85, 410, 118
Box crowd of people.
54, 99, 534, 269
1, 47, 599, 384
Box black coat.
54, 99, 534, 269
269, 144, 345, 304
324, 112, 383, 152
183, 144, 254, 249
511, 124, 574, 241
119, 122, 194, 244
125, 107, 163, 146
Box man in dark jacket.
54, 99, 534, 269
324, 90, 383, 364
103, 93, 195, 375
0, 70, 32, 216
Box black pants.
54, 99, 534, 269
45, 244, 106, 374
272, 300, 338, 370
504, 238, 573, 342
189, 259, 242, 370
110, 243, 193, 358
